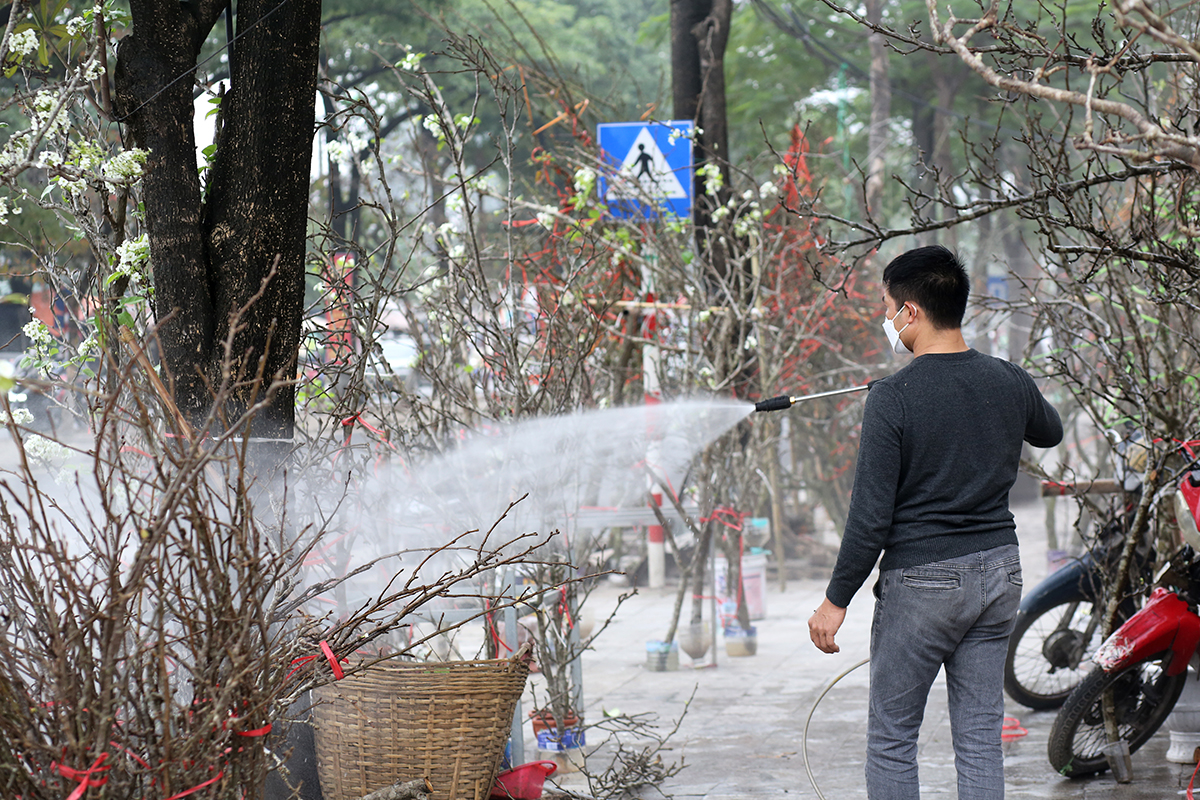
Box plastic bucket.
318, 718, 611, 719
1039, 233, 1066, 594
490, 760, 558, 799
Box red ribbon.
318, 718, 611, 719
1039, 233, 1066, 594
701, 507, 747, 531
53, 752, 110, 800
320, 640, 345, 680
161, 770, 224, 800
285, 639, 347, 683
485, 600, 514, 654
558, 586, 575, 630
235, 722, 273, 738
341, 414, 388, 439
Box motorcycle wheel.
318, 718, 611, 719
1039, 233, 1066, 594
1005, 598, 1104, 709
1047, 652, 1187, 778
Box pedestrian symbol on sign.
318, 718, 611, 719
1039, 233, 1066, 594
633, 145, 655, 182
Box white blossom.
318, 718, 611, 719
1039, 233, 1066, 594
83, 57, 105, 81
396, 50, 423, 71
9, 29, 38, 59
6, 408, 33, 425
35, 150, 63, 169
24, 434, 76, 485
698, 162, 724, 196
422, 114, 444, 139
116, 234, 150, 272
25, 434, 70, 463
71, 141, 103, 171
573, 166, 596, 196
23, 320, 51, 346
102, 148, 148, 185
30, 91, 70, 136
326, 140, 350, 164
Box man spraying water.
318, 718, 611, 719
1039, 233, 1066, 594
807, 246, 1062, 800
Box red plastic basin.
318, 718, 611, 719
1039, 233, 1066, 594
490, 760, 558, 799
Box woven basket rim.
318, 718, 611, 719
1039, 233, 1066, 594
330, 641, 534, 677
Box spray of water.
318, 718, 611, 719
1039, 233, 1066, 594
3, 397, 756, 620
304, 398, 755, 607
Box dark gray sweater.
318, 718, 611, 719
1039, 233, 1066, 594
825, 350, 1063, 608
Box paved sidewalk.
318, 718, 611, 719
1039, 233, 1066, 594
525, 500, 1199, 798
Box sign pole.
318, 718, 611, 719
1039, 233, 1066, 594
595, 121, 694, 591
643, 247, 665, 589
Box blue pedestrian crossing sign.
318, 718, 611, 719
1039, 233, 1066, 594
597, 120, 694, 220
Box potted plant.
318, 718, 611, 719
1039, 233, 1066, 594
523, 554, 589, 758
648, 481, 715, 666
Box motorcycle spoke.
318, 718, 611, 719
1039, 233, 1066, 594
1006, 599, 1101, 706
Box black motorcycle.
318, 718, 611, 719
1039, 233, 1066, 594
1004, 477, 1151, 710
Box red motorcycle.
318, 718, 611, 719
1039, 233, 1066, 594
1048, 459, 1200, 777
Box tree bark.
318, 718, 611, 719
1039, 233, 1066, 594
670, 0, 708, 125
114, 0, 224, 426
115, 0, 322, 439
670, 0, 734, 266
203, 0, 321, 438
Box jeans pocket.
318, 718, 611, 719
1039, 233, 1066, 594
1007, 567, 1023, 587
901, 569, 961, 590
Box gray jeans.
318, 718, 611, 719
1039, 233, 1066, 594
866, 544, 1022, 800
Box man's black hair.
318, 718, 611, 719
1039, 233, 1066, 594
882, 245, 969, 330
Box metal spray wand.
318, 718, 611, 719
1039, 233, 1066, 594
753, 383, 871, 412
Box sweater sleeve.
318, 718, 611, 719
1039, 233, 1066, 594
825, 384, 904, 608
1018, 368, 1064, 449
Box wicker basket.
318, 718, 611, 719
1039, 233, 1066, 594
312, 654, 530, 800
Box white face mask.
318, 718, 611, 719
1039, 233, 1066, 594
882, 305, 913, 355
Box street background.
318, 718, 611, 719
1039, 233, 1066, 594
530, 498, 1196, 799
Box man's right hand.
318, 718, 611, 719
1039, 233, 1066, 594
808, 597, 847, 654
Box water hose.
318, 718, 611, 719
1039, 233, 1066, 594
754, 383, 870, 413
802, 657, 870, 800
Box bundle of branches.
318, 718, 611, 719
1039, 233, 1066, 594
0, 339, 547, 800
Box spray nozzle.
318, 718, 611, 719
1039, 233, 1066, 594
753, 383, 873, 412
754, 395, 794, 413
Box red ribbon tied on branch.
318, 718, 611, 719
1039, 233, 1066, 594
53, 752, 110, 800
286, 639, 347, 683
161, 770, 225, 800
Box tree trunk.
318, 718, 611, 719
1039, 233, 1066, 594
670, 0, 734, 274
670, 0, 708, 125
115, 0, 322, 440
865, 0, 890, 216
113, 0, 221, 426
